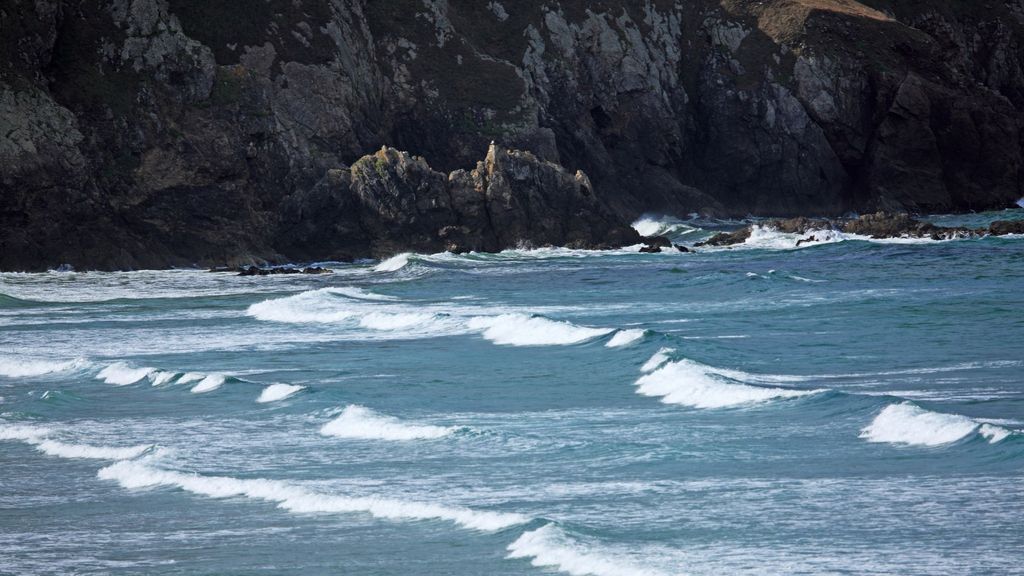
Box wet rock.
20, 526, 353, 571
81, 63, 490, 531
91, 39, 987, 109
989, 220, 1024, 236
695, 228, 752, 247
674, 244, 690, 253
639, 245, 662, 253
235, 266, 332, 276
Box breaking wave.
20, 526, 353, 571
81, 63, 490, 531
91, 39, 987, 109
860, 403, 1014, 447
468, 314, 612, 346
257, 383, 306, 403
97, 460, 526, 531
320, 405, 457, 441
375, 253, 412, 272
190, 374, 226, 394
605, 329, 645, 348
635, 354, 823, 409
96, 362, 155, 386
507, 524, 668, 576
0, 423, 152, 460
631, 215, 698, 240
0, 355, 90, 378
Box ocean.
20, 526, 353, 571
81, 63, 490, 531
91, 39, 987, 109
2, 212, 1023, 575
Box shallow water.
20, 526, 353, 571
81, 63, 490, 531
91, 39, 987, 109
2, 211, 1023, 575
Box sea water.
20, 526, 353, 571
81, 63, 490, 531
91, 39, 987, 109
1, 211, 1023, 575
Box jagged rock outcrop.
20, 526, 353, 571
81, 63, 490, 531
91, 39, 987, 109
276, 143, 639, 261
2, 0, 1024, 270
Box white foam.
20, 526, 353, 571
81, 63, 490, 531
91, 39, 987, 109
176, 372, 204, 384
861, 403, 1012, 446
605, 329, 645, 348
0, 355, 89, 378
149, 371, 177, 386
468, 314, 613, 346
320, 405, 456, 441
96, 362, 155, 385
0, 423, 151, 460
374, 253, 411, 272
359, 312, 439, 331
257, 383, 305, 403
635, 359, 820, 409
34, 439, 152, 460
507, 524, 668, 576
640, 348, 675, 373
97, 460, 526, 531
631, 215, 695, 239
190, 374, 225, 394
247, 288, 360, 324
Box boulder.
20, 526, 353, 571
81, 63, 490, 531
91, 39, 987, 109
989, 220, 1024, 236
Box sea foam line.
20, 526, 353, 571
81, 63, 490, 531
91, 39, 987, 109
860, 402, 1014, 447
320, 405, 457, 441
97, 460, 527, 531
0, 423, 153, 460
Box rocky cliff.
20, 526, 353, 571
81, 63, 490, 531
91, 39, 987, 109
2, 0, 1023, 270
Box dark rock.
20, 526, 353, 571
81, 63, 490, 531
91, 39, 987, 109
695, 228, 753, 247
2, 2, 1024, 270
674, 244, 690, 253
236, 266, 332, 276
989, 220, 1024, 236
639, 245, 662, 253
640, 235, 672, 248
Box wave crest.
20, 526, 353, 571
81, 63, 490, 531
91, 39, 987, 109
0, 423, 152, 460
468, 314, 612, 347
860, 403, 1013, 447
320, 405, 456, 441
507, 524, 668, 576
0, 355, 89, 378
257, 383, 306, 403
635, 358, 822, 409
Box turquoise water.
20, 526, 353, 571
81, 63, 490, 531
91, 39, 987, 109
2, 213, 1023, 575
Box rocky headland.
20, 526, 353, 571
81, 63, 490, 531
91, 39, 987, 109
3, 1, 1024, 270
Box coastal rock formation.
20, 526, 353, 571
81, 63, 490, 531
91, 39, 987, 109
276, 143, 639, 261
2, 1, 1024, 269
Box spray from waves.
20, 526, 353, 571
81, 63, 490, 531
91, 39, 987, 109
190, 374, 226, 394
635, 354, 823, 409
0, 355, 90, 378
640, 348, 675, 373
860, 403, 1014, 447
0, 424, 153, 460
98, 460, 527, 531
631, 215, 699, 240
96, 362, 155, 385
374, 253, 412, 272
605, 329, 646, 348
320, 405, 457, 440
257, 383, 306, 403
508, 524, 669, 576
468, 314, 613, 346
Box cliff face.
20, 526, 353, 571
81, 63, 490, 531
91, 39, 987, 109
2, 0, 1023, 270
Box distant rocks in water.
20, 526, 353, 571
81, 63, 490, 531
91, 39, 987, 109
639, 235, 672, 253
697, 212, 1021, 248
695, 227, 752, 247
217, 266, 333, 276
988, 220, 1024, 236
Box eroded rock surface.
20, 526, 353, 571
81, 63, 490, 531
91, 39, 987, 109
2, 1, 1023, 269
